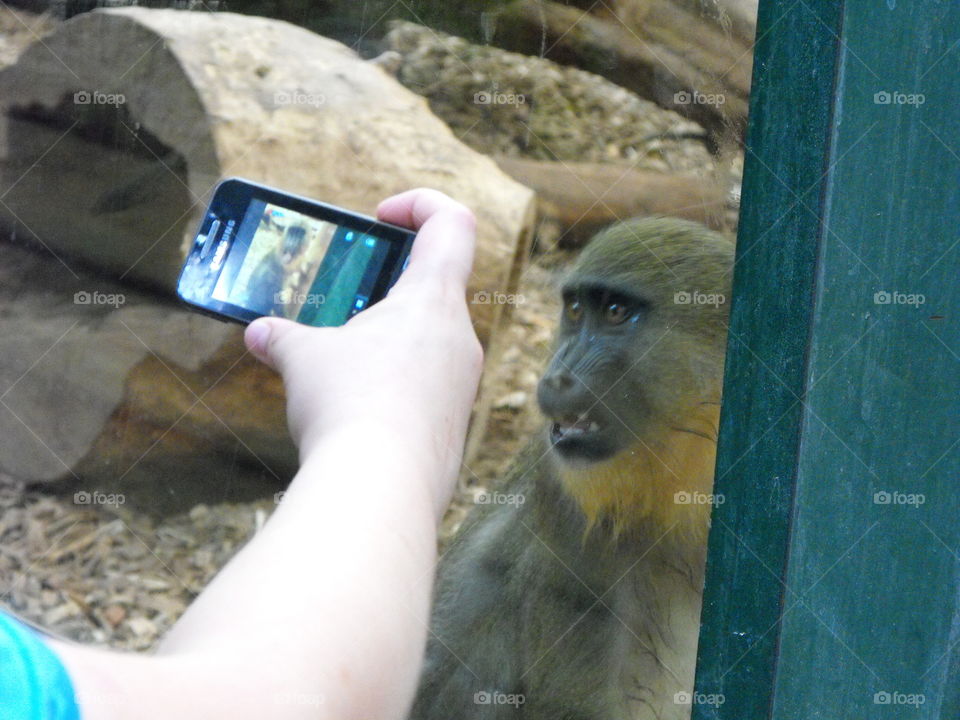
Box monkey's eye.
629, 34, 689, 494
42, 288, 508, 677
604, 301, 630, 325
564, 299, 583, 323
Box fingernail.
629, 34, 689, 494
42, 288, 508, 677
245, 321, 271, 355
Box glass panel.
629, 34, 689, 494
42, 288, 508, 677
0, 1, 753, 715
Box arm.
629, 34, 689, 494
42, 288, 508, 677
48, 189, 482, 720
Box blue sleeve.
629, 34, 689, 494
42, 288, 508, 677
0, 612, 80, 720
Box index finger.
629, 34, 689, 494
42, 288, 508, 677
376, 188, 477, 290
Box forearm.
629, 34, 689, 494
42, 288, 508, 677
158, 425, 444, 718
52, 426, 447, 720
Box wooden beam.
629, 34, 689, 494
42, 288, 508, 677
695, 0, 960, 717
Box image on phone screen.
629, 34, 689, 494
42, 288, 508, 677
178, 180, 414, 327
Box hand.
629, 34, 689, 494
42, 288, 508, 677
243, 188, 483, 515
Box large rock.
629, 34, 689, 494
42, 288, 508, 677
386, 20, 714, 170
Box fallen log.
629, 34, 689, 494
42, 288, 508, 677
488, 0, 752, 143
0, 241, 289, 514
0, 7, 535, 350
495, 157, 728, 248
0, 8, 538, 510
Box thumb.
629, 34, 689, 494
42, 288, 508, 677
244, 316, 307, 373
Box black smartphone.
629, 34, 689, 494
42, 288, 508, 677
177, 178, 415, 327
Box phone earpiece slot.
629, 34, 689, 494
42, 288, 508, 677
199, 219, 222, 260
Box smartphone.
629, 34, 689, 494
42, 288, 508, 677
177, 178, 415, 327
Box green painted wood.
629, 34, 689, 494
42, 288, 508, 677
693, 1, 960, 719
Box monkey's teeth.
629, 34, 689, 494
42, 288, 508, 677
553, 416, 600, 439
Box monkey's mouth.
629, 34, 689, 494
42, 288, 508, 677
549, 413, 619, 463
550, 414, 602, 443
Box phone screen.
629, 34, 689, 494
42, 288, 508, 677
178, 180, 414, 327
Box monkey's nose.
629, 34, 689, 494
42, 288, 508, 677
538, 370, 592, 420
541, 371, 575, 392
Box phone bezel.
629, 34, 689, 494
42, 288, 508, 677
177, 177, 415, 326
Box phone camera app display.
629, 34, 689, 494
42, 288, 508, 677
178, 180, 413, 328
182, 199, 394, 327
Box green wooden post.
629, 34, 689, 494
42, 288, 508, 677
692, 1, 960, 718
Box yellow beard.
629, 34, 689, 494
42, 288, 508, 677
558, 405, 720, 543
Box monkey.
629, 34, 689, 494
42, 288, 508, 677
243, 222, 309, 317
410, 217, 734, 720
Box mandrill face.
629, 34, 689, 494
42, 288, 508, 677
537, 282, 650, 466
537, 217, 734, 469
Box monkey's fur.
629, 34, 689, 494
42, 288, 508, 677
410, 218, 734, 720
